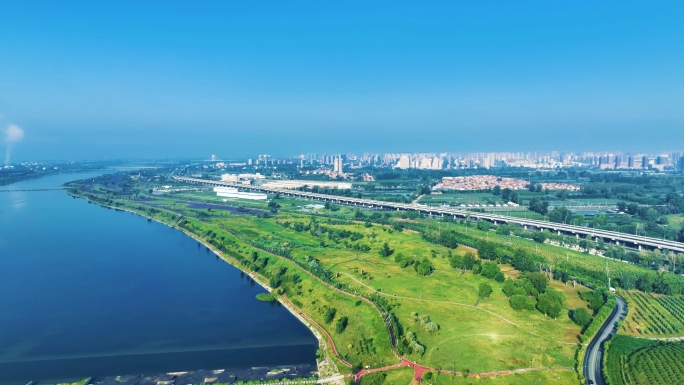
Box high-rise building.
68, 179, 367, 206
398, 155, 410, 169
333, 156, 343, 174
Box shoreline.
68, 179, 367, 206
67, 193, 338, 381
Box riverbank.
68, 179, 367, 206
66, 191, 339, 383
92, 364, 317, 385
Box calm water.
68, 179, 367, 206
0, 173, 317, 383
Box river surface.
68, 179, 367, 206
0, 173, 317, 384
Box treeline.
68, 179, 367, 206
412, 222, 684, 296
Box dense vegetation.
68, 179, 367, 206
620, 291, 684, 336
605, 335, 684, 385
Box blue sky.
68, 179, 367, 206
1, 1, 683, 161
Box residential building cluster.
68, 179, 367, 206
539, 182, 580, 191
433, 176, 529, 191
433, 176, 581, 191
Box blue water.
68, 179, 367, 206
0, 173, 317, 383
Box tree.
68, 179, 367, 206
379, 242, 393, 257
502, 188, 512, 201
492, 185, 501, 195
579, 239, 590, 252
524, 272, 548, 293
548, 206, 573, 223
268, 200, 280, 213
536, 288, 565, 318
509, 295, 527, 311
477, 241, 498, 260
532, 231, 547, 243
626, 203, 639, 215
502, 278, 516, 297
617, 201, 627, 212
481, 261, 501, 279
336, 316, 349, 333
571, 308, 592, 327
476, 220, 490, 231
529, 198, 549, 216
324, 307, 337, 323
478, 283, 493, 299
415, 258, 434, 276
462, 251, 477, 270
495, 223, 510, 235
449, 254, 464, 269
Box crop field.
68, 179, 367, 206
620, 291, 684, 337
606, 334, 684, 385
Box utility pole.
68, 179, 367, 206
606, 261, 611, 288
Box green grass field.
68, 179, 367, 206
666, 214, 684, 227
427, 369, 578, 385
202, 214, 585, 374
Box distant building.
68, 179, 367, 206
333, 156, 343, 174
221, 173, 265, 183
398, 155, 410, 169
261, 180, 352, 190
213, 187, 267, 200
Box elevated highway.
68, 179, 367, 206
174, 176, 684, 253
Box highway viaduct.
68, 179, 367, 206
174, 176, 684, 254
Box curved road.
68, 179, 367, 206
583, 296, 627, 385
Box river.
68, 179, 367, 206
0, 173, 317, 383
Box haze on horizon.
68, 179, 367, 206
1, 1, 683, 161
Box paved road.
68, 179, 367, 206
583, 296, 627, 385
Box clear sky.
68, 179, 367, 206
1, 1, 683, 161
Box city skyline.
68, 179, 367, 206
2, 1, 684, 160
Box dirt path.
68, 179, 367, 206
340, 272, 577, 346
282, 295, 352, 368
